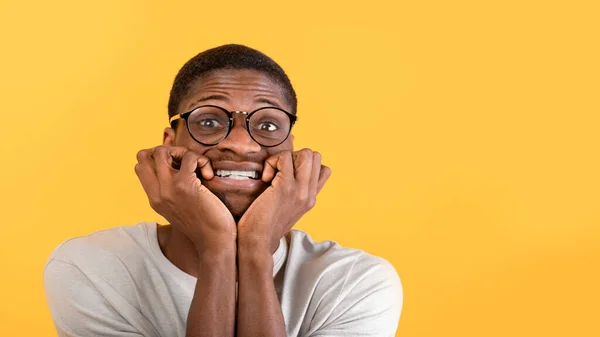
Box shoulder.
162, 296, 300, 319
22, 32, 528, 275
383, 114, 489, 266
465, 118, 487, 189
286, 229, 362, 263
285, 230, 403, 335
44, 222, 156, 289
286, 229, 401, 282
47, 222, 153, 265
43, 223, 157, 336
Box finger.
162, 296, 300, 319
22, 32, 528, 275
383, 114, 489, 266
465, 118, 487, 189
263, 151, 294, 185
153, 146, 187, 182
316, 165, 331, 194
293, 149, 313, 185
262, 154, 278, 183
178, 150, 214, 180
135, 149, 160, 200
308, 151, 322, 194
137, 148, 157, 173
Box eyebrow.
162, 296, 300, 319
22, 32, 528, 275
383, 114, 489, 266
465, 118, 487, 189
255, 97, 284, 110
188, 94, 230, 110
187, 95, 286, 111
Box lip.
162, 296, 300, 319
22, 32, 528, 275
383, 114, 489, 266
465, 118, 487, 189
206, 176, 265, 189
211, 161, 263, 173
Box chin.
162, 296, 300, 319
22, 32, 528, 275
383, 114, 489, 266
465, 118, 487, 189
211, 190, 257, 221
224, 198, 252, 220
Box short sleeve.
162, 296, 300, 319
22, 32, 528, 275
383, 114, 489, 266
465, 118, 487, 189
309, 255, 403, 337
44, 259, 145, 337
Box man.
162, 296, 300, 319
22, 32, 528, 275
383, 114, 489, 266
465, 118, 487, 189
44, 44, 403, 337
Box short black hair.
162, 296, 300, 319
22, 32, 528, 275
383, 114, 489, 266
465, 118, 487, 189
168, 44, 297, 120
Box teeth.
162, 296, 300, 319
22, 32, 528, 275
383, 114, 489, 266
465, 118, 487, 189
215, 170, 258, 179
228, 175, 249, 180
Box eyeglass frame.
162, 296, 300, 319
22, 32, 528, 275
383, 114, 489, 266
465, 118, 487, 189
169, 104, 298, 148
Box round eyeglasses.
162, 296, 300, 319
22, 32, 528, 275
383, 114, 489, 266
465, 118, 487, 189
169, 105, 297, 148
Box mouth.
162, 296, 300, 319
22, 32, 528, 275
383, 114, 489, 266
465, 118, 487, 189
210, 161, 263, 181
214, 169, 260, 180
202, 161, 265, 191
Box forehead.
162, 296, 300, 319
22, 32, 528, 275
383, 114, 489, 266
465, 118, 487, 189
180, 69, 288, 112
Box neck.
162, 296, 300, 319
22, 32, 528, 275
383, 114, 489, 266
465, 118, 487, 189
157, 224, 202, 278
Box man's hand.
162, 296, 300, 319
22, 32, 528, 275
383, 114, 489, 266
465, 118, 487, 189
134, 145, 236, 253
235, 149, 330, 337
237, 149, 331, 253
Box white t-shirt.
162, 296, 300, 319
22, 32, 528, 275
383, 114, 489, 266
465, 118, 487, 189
44, 222, 403, 337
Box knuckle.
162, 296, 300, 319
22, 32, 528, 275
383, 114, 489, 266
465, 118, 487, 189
281, 151, 292, 163
299, 148, 311, 158
282, 183, 294, 195
296, 190, 309, 203
158, 185, 173, 202
306, 196, 317, 209
136, 149, 149, 162
183, 149, 199, 162
181, 149, 193, 158
148, 196, 162, 210
154, 146, 168, 157
173, 179, 187, 194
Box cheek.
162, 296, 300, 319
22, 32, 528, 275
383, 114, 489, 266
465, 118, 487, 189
266, 139, 293, 156
175, 129, 213, 154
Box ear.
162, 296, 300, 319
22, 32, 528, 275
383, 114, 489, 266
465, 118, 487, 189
163, 127, 176, 145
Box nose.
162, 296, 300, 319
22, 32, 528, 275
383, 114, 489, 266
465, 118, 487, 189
216, 114, 261, 154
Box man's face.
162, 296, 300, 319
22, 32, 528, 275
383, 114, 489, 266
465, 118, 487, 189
163, 68, 294, 219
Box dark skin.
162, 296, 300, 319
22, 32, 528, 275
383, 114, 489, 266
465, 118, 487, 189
134, 69, 331, 337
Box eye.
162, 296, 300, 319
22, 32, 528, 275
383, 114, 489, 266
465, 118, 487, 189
257, 122, 278, 132
198, 118, 223, 128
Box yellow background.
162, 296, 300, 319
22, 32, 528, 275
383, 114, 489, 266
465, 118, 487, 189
1, 0, 599, 336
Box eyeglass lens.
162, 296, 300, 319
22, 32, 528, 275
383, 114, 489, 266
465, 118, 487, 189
187, 106, 292, 146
